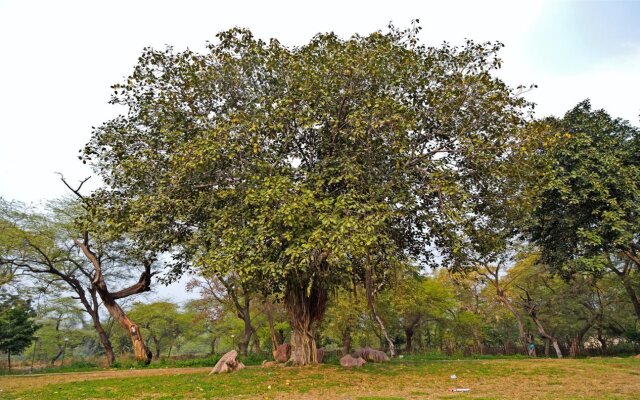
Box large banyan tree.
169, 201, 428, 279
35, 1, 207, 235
82, 24, 530, 365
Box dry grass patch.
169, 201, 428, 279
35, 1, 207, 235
0, 357, 638, 399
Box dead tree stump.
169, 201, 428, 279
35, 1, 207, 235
209, 350, 245, 374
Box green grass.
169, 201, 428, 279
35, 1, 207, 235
1, 356, 638, 399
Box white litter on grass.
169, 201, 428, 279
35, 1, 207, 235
450, 388, 471, 392
450, 374, 457, 379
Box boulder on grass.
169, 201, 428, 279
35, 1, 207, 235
340, 354, 366, 368
353, 347, 390, 363
316, 347, 325, 363
273, 343, 291, 363
209, 350, 245, 374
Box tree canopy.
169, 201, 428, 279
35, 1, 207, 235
81, 25, 531, 365
0, 295, 39, 369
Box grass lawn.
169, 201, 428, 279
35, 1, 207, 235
0, 357, 638, 399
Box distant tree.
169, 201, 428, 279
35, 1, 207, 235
322, 290, 368, 355
0, 195, 155, 365
0, 296, 39, 370
529, 101, 640, 318
186, 275, 260, 356
34, 297, 86, 365
379, 274, 456, 353
128, 301, 190, 359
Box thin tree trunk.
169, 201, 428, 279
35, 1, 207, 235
342, 326, 352, 355
569, 336, 579, 358
210, 337, 217, 356
405, 328, 414, 353
365, 267, 396, 357
265, 300, 279, 351
609, 257, 640, 319
551, 338, 562, 358
86, 307, 115, 366
620, 275, 640, 319
498, 292, 535, 355
240, 317, 252, 356
569, 314, 598, 358
50, 347, 64, 366
152, 336, 161, 359
544, 338, 550, 357
8, 351, 11, 372
522, 290, 562, 358
251, 326, 262, 354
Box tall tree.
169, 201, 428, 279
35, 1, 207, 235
82, 25, 530, 365
0, 196, 154, 365
529, 101, 640, 318
0, 295, 39, 370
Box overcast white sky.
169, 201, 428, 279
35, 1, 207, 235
1, 0, 639, 301
2, 0, 639, 203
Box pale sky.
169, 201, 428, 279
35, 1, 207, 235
1, 0, 639, 300
1, 0, 639, 204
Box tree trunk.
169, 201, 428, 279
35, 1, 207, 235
284, 275, 328, 366
569, 336, 579, 358
7, 350, 10, 372
289, 320, 317, 365
342, 326, 352, 355
523, 291, 562, 358
75, 239, 153, 364
365, 267, 396, 357
99, 293, 152, 364
544, 338, 550, 357
265, 300, 279, 352
251, 326, 262, 355
609, 257, 640, 319
50, 347, 64, 366
551, 338, 562, 358
473, 330, 484, 355
86, 308, 115, 366
239, 315, 252, 356
405, 328, 414, 353
498, 293, 534, 355
568, 315, 598, 358
620, 275, 640, 319
210, 337, 217, 356
152, 336, 161, 359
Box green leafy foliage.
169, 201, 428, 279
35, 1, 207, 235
0, 296, 39, 361
530, 100, 640, 275
82, 26, 530, 319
